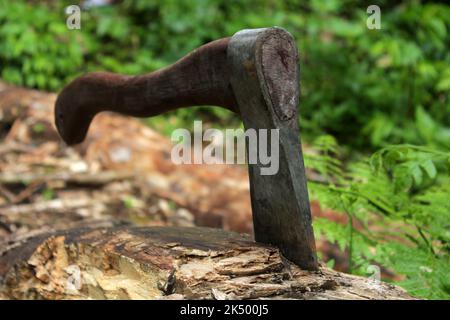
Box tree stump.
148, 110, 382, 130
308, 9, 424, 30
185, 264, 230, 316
0, 226, 413, 300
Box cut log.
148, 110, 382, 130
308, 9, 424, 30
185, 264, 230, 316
0, 226, 413, 300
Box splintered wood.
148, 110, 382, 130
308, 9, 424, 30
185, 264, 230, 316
0, 226, 412, 300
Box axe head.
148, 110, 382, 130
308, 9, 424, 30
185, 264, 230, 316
228, 27, 318, 270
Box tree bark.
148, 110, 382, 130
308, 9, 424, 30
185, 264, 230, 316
0, 226, 413, 300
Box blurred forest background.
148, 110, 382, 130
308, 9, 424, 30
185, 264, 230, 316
0, 0, 449, 299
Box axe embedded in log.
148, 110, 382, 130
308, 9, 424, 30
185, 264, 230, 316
54, 27, 318, 270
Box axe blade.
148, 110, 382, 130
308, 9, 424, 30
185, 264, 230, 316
228, 28, 318, 270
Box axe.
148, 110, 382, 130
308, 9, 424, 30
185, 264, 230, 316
55, 27, 318, 270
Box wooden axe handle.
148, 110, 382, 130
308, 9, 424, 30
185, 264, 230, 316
55, 38, 238, 145
55, 27, 319, 271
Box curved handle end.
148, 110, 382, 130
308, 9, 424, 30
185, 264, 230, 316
55, 88, 88, 145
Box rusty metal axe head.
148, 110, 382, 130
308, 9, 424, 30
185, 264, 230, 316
55, 27, 318, 270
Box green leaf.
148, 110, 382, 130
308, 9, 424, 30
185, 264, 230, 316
421, 159, 437, 179
411, 164, 423, 187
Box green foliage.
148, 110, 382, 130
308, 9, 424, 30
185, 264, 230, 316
0, 1, 83, 90
305, 138, 450, 299
0, 1, 448, 148
123, 196, 138, 209
295, 1, 450, 148
41, 188, 55, 201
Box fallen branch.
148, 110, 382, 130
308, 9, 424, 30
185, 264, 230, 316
0, 171, 134, 186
